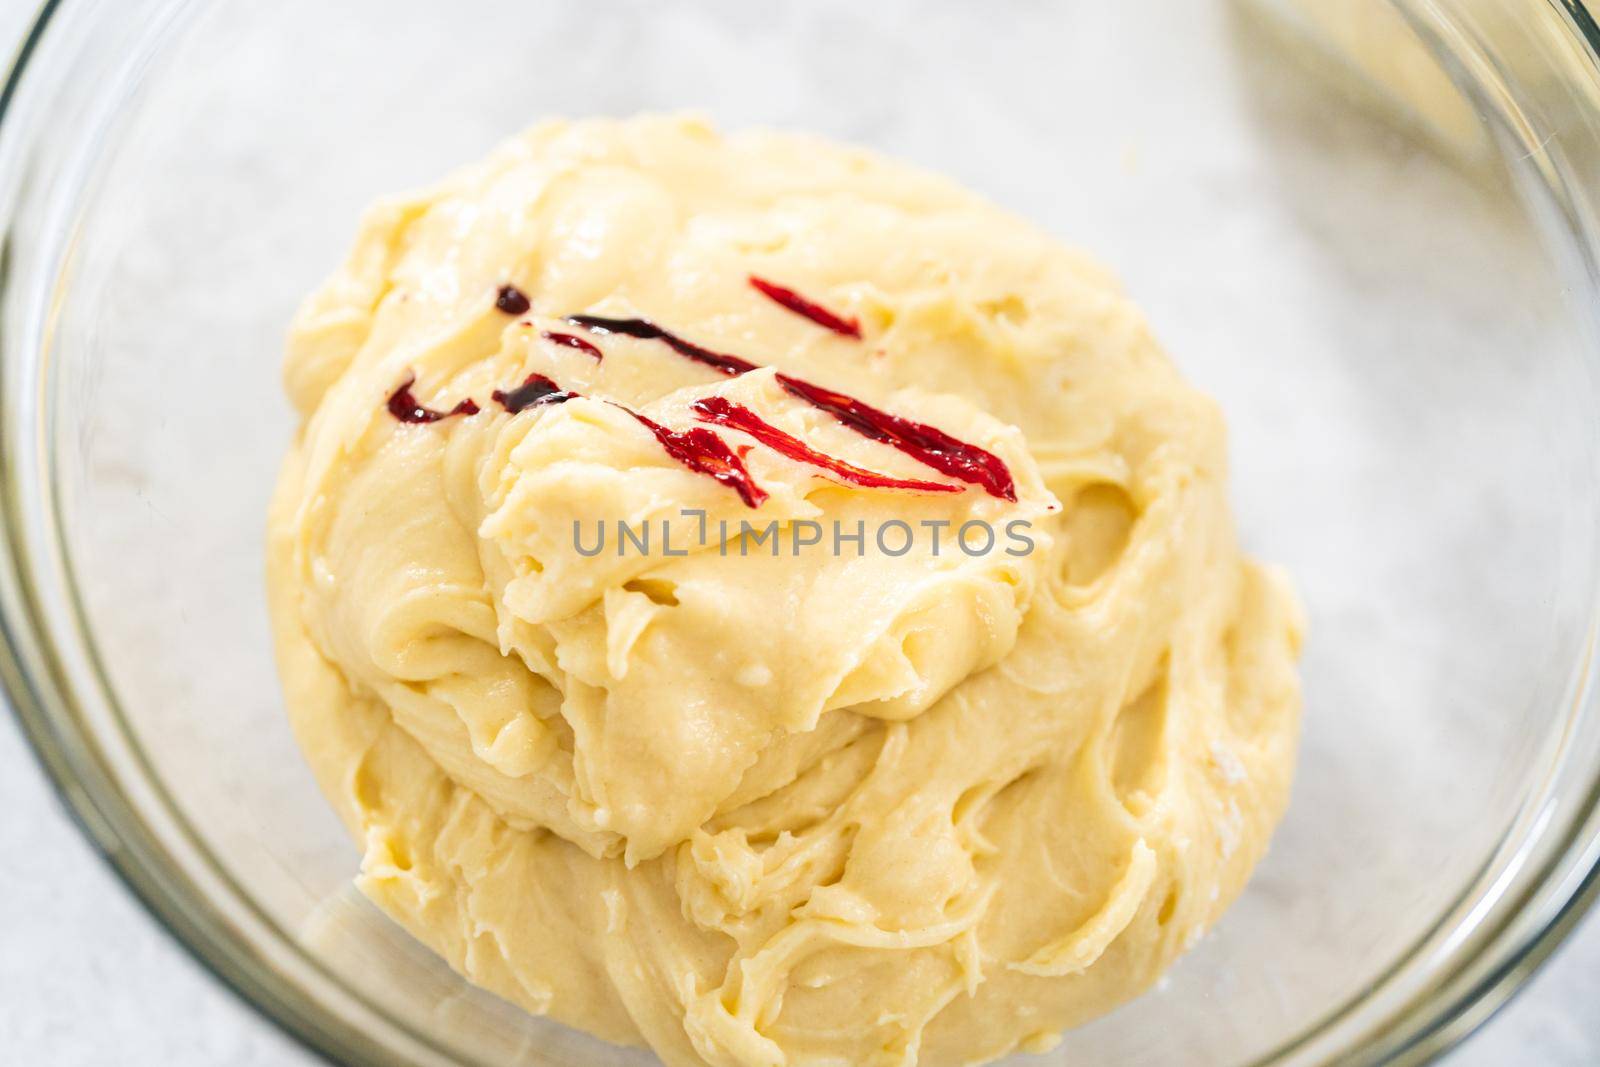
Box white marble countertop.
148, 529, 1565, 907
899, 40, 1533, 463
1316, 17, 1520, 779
2, 3, 1598, 1065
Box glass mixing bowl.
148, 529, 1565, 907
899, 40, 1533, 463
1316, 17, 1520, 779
4, 1, 1600, 1064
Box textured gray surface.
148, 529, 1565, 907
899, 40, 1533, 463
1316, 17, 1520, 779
2, 2, 1599, 1065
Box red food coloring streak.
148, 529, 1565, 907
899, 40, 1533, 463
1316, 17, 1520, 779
543, 330, 603, 360
386, 374, 480, 423
563, 315, 1017, 500
749, 275, 861, 338
692, 397, 960, 495
475, 367, 767, 507
495, 285, 531, 316
774, 375, 1016, 501
493, 373, 577, 414
625, 409, 768, 508
567, 315, 758, 377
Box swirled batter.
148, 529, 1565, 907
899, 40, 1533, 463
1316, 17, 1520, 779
267, 115, 1303, 1066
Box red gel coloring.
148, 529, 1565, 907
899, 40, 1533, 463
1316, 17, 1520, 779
483, 368, 763, 505
692, 397, 959, 495
543, 330, 603, 360
563, 311, 1016, 500
774, 375, 1016, 501
387, 374, 480, 423
749, 275, 861, 338
567, 315, 758, 377
493, 373, 577, 414
495, 285, 531, 316
625, 409, 767, 508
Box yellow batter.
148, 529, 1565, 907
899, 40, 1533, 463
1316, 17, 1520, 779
267, 115, 1303, 1066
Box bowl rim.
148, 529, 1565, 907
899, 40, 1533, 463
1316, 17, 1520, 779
3, 1, 1600, 1065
